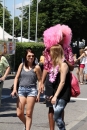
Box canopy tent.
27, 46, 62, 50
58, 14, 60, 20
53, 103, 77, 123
17, 37, 35, 42
0, 26, 13, 41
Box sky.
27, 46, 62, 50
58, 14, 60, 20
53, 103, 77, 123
1, 0, 31, 18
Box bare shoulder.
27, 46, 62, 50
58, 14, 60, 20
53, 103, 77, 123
61, 62, 69, 70
20, 63, 23, 67
18, 63, 24, 69
35, 64, 40, 70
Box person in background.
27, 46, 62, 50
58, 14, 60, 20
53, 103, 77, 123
35, 57, 38, 65
11, 48, 42, 130
83, 47, 87, 84
39, 51, 45, 72
75, 48, 86, 84
0, 52, 10, 107
50, 44, 71, 130
73, 54, 77, 63
40, 24, 74, 130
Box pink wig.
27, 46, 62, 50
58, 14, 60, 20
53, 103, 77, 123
43, 24, 63, 49
61, 25, 72, 47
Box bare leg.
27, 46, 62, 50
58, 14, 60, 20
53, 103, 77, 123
26, 96, 36, 130
76, 67, 80, 82
17, 96, 26, 125
48, 107, 55, 130
79, 68, 84, 84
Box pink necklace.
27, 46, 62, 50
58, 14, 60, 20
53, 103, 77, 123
49, 65, 59, 83
49, 58, 65, 83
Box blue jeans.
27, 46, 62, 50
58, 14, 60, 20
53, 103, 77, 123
53, 99, 67, 130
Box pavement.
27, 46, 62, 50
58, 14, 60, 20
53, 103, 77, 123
0, 68, 87, 130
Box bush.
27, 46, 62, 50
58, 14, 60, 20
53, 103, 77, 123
15, 42, 45, 71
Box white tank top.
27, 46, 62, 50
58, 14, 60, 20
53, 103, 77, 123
80, 57, 85, 64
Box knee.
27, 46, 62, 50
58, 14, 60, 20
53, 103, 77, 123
57, 119, 64, 129
17, 110, 23, 118
26, 111, 32, 118
76, 71, 79, 75
53, 107, 62, 121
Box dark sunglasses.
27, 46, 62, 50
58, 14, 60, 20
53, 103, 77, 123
27, 55, 34, 58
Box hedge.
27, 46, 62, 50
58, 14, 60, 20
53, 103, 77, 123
6, 42, 45, 72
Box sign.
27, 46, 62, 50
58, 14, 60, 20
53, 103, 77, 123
0, 42, 16, 55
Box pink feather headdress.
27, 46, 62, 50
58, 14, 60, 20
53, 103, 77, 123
43, 24, 72, 49
61, 24, 72, 47
43, 24, 63, 49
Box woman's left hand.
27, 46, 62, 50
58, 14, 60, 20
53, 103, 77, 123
0, 76, 5, 82
36, 93, 40, 102
51, 96, 57, 105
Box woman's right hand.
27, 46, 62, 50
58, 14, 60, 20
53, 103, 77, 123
39, 82, 44, 93
11, 90, 18, 97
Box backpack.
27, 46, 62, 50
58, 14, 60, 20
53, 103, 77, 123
70, 73, 80, 97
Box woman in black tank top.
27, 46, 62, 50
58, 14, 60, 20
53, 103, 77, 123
49, 45, 71, 130
11, 48, 42, 130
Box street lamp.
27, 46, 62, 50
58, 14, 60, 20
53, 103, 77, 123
17, 0, 31, 43
3, 0, 5, 41
21, 0, 24, 43
35, 0, 41, 43
28, 1, 30, 42
13, 0, 15, 42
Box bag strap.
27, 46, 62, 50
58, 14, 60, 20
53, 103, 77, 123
63, 60, 70, 71
19, 63, 24, 78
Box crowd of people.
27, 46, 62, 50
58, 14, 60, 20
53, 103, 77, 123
1, 23, 85, 130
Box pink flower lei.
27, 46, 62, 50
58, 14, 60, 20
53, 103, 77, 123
49, 58, 65, 83
49, 65, 59, 83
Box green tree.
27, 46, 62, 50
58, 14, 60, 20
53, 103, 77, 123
0, 2, 12, 35
11, 0, 87, 42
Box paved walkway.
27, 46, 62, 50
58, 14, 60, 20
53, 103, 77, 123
0, 69, 87, 130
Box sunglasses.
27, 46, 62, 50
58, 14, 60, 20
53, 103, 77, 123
27, 55, 34, 58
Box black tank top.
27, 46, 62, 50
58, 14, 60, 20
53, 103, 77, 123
53, 62, 71, 102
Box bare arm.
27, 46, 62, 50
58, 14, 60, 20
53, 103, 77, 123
77, 53, 85, 60
35, 65, 42, 101
2, 66, 10, 80
75, 53, 85, 63
11, 63, 23, 96
35, 65, 42, 91
41, 69, 48, 83
39, 69, 48, 93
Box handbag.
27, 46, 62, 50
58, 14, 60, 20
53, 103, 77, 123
11, 64, 23, 92
11, 82, 19, 92
70, 73, 80, 97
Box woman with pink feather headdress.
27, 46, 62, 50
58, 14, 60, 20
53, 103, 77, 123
39, 24, 74, 130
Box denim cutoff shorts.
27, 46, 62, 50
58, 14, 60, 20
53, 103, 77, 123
18, 85, 37, 97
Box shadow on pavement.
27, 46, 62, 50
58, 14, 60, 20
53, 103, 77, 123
0, 113, 17, 117
2, 87, 11, 95
5, 75, 15, 80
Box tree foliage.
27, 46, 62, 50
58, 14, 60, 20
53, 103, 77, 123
0, 3, 12, 34
20, 0, 87, 42
0, 0, 87, 42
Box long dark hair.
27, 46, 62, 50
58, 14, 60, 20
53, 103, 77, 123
24, 47, 36, 68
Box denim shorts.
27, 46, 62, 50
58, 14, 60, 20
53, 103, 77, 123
18, 86, 37, 97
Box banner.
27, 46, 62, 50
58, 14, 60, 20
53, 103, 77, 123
0, 42, 16, 55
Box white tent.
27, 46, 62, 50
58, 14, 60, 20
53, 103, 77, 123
0, 26, 13, 41
17, 37, 35, 42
